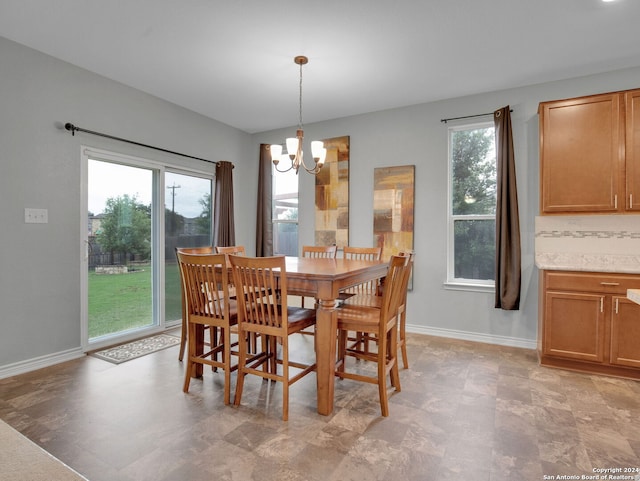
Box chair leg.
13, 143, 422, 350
399, 311, 408, 369
389, 328, 401, 392
183, 323, 197, 392
211, 326, 219, 371
282, 338, 289, 421
223, 326, 232, 405
178, 314, 187, 362
234, 335, 247, 408
336, 330, 347, 374
378, 351, 389, 417
269, 336, 278, 375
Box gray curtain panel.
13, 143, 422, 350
213, 160, 236, 247
256, 145, 274, 256
494, 106, 521, 310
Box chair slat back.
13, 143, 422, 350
177, 252, 231, 320
229, 255, 287, 330
215, 245, 246, 256
175, 246, 214, 255
379, 255, 411, 329
398, 250, 415, 301
343, 246, 382, 294
302, 245, 337, 258
343, 246, 381, 261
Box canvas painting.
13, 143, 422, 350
315, 136, 349, 247
373, 165, 415, 269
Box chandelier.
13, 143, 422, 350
271, 56, 326, 175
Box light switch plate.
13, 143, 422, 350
25, 208, 48, 223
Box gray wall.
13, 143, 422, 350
2, 32, 640, 374
0, 37, 255, 369
253, 67, 640, 348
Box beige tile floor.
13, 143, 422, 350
1, 332, 639, 481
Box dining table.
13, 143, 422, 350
189, 255, 389, 416
280, 256, 389, 415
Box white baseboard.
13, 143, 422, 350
406, 324, 537, 350
0, 348, 85, 380
0, 326, 535, 380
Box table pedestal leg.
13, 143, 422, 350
315, 298, 339, 415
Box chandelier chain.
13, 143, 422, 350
298, 60, 304, 130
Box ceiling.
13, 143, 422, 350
1, 0, 640, 134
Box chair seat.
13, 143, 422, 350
193, 298, 238, 319
285, 306, 317, 330
341, 293, 382, 308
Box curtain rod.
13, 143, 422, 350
440, 109, 513, 124
64, 122, 228, 167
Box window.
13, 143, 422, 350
447, 122, 496, 289
82, 147, 213, 350
272, 167, 299, 256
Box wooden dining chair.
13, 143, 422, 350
215, 245, 246, 256
396, 251, 414, 369
341, 251, 414, 369
302, 245, 338, 258
229, 254, 317, 421
176, 251, 238, 404
342, 246, 382, 295
341, 246, 383, 352
335, 254, 411, 417
175, 246, 214, 361
300, 245, 337, 308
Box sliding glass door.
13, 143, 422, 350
82, 148, 213, 350
164, 171, 212, 325
85, 157, 157, 347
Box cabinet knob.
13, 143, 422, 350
600, 282, 620, 286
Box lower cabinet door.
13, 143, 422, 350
544, 291, 605, 363
610, 296, 640, 368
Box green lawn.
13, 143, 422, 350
89, 263, 182, 339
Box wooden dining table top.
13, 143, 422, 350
279, 256, 388, 298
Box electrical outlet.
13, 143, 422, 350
25, 208, 48, 224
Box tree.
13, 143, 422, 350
97, 194, 151, 264
451, 127, 497, 280
451, 128, 496, 215
195, 192, 211, 235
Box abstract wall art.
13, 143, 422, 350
373, 165, 415, 268
315, 136, 350, 247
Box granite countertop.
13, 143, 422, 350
535, 253, 640, 274
628, 289, 640, 305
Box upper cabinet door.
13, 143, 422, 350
626, 89, 640, 212
540, 93, 624, 214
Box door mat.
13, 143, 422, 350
91, 333, 180, 364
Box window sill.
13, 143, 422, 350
443, 281, 495, 293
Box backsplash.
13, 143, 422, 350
535, 215, 640, 273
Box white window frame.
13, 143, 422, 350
80, 146, 214, 351
445, 121, 496, 293
272, 166, 299, 256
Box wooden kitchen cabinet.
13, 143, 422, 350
610, 296, 640, 368
539, 270, 640, 379
626, 89, 640, 212
539, 88, 640, 214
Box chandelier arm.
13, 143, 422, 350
297, 154, 320, 173
274, 162, 294, 173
